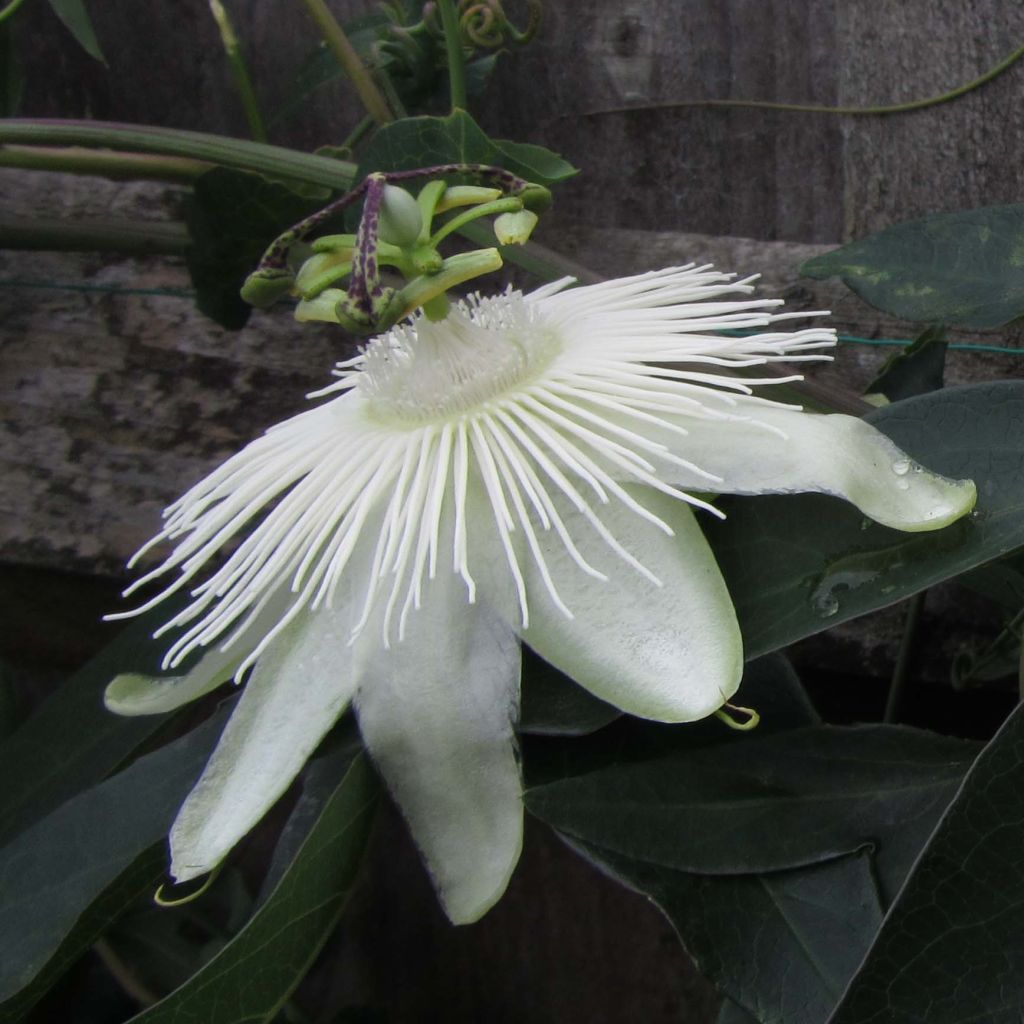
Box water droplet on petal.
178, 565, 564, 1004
891, 458, 911, 476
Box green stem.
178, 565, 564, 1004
208, 0, 268, 142
337, 113, 375, 154
0, 144, 210, 182
0, 0, 28, 26
579, 41, 1024, 119
429, 196, 523, 246
436, 0, 468, 110
300, 0, 393, 123
884, 591, 926, 724
0, 216, 191, 254
0, 119, 357, 188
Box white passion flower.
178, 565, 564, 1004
106, 265, 976, 924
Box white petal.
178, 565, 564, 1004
169, 604, 358, 882
653, 402, 977, 531
105, 590, 290, 716
520, 486, 743, 722
353, 548, 522, 925
105, 659, 236, 718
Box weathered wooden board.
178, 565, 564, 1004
15, 0, 1024, 246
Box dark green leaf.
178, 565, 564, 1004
576, 842, 883, 1024
0, 710, 227, 1020
718, 1000, 760, 1024
522, 654, 818, 789
801, 205, 1024, 329
528, 725, 975, 898
47, 0, 106, 64
1, 848, 166, 1024
489, 137, 578, 187
0, 607, 196, 848
708, 383, 1024, 659
0, 660, 17, 739
128, 753, 378, 1024
355, 109, 577, 187
866, 325, 947, 403
185, 167, 324, 329
829, 702, 1024, 1024
958, 549, 1024, 611
519, 647, 620, 736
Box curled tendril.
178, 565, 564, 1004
459, 1, 503, 48
504, 0, 541, 45
449, 0, 541, 50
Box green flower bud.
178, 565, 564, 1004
294, 287, 348, 324
393, 248, 504, 323
240, 268, 295, 308
379, 185, 424, 249
410, 246, 444, 275
493, 209, 539, 246
295, 250, 354, 300
434, 185, 503, 213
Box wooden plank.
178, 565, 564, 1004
478, 0, 845, 241
837, 2, 1024, 238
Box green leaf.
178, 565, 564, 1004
184, 167, 324, 329
489, 137, 578, 187
128, 752, 378, 1024
577, 842, 883, 1024
958, 549, 1024, 611
522, 653, 819, 790
718, 1000, 760, 1024
828, 701, 1024, 1024
518, 647, 620, 737
46, 0, 106, 64
0, 710, 227, 1020
866, 324, 948, 403
0, 607, 194, 848
801, 205, 1024, 329
527, 725, 975, 899
355, 109, 577, 187
707, 382, 1024, 659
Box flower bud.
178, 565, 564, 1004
240, 268, 294, 308
435, 185, 503, 213
493, 209, 539, 246
379, 185, 424, 248
295, 250, 353, 300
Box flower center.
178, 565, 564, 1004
358, 291, 561, 425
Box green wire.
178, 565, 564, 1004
836, 333, 1024, 356
0, 279, 195, 298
